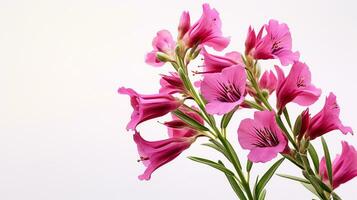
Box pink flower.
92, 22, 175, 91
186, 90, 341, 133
238, 111, 288, 163
183, 4, 230, 51
178, 11, 190, 39
306, 93, 353, 140
259, 70, 278, 94
134, 131, 195, 180
245, 26, 263, 55
118, 87, 181, 130
164, 106, 204, 138
319, 141, 357, 189
201, 65, 246, 115
159, 72, 186, 95
275, 62, 321, 112
199, 48, 243, 74
145, 30, 176, 67
253, 20, 299, 66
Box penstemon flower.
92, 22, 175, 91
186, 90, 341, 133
305, 93, 353, 140
145, 30, 176, 67
118, 87, 181, 130
319, 141, 357, 189
199, 48, 243, 74
201, 65, 246, 115
238, 110, 288, 163
275, 62, 321, 113
119, 3, 355, 200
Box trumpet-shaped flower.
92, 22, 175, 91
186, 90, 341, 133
306, 93, 353, 140
200, 48, 243, 74
134, 131, 195, 180
275, 62, 321, 112
319, 141, 357, 189
183, 4, 230, 51
159, 72, 186, 95
253, 20, 299, 66
201, 65, 246, 115
118, 87, 181, 130
238, 111, 288, 163
145, 30, 176, 67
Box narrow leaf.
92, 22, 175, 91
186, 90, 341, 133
258, 190, 266, 200
283, 108, 292, 129
202, 142, 231, 163
224, 140, 242, 170
321, 137, 333, 186
277, 174, 310, 184
218, 161, 247, 200
246, 160, 253, 173
188, 156, 235, 176
275, 116, 298, 149
220, 108, 237, 129
173, 110, 209, 131
308, 144, 320, 174
255, 158, 284, 198
301, 183, 320, 198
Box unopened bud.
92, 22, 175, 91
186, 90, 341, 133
156, 52, 172, 62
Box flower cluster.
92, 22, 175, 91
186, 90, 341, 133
119, 3, 355, 199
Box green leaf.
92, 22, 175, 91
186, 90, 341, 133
246, 160, 253, 173
188, 156, 235, 176
218, 161, 247, 200
277, 174, 310, 184
321, 137, 333, 186
258, 190, 266, 200
172, 109, 209, 132
293, 115, 302, 137
308, 144, 320, 174
283, 108, 292, 129
255, 158, 284, 199
332, 192, 342, 200
224, 140, 242, 170
202, 141, 231, 163
220, 108, 237, 129
301, 183, 320, 198
275, 116, 298, 149
178, 68, 191, 91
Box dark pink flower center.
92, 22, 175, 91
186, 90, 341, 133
296, 76, 306, 88
271, 41, 283, 54
252, 127, 279, 147
216, 81, 242, 102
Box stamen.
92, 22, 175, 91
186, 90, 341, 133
252, 127, 279, 147
216, 81, 242, 102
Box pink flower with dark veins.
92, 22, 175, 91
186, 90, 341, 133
199, 48, 243, 74
183, 3, 230, 51
253, 20, 299, 66
134, 131, 195, 180
275, 62, 321, 112
238, 111, 288, 163
306, 93, 353, 140
201, 65, 246, 115
118, 87, 181, 130
145, 30, 176, 67
319, 141, 357, 189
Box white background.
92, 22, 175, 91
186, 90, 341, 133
1, 0, 356, 199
